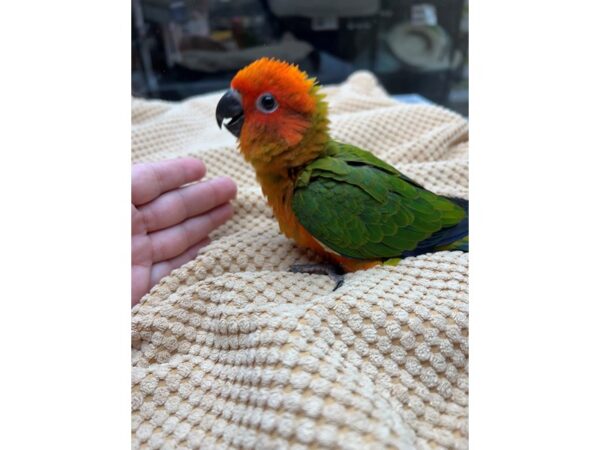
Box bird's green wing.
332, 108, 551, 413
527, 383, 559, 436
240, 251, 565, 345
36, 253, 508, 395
292, 141, 466, 259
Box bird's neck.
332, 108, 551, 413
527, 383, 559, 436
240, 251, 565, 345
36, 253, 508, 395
241, 90, 330, 226
252, 125, 327, 220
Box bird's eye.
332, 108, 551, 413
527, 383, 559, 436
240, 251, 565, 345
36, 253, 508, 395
256, 93, 278, 113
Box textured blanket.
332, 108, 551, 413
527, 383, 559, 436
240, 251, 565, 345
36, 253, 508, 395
131, 72, 469, 450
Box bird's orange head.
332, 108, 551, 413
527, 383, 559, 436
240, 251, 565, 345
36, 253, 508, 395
216, 58, 329, 167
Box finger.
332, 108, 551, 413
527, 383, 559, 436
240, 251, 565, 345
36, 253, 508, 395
149, 203, 234, 262
131, 264, 151, 307
140, 176, 237, 232
150, 238, 211, 286
132, 158, 206, 205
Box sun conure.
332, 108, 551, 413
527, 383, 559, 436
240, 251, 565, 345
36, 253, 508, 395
216, 58, 468, 289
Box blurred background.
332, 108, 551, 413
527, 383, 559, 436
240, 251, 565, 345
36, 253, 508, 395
132, 0, 468, 116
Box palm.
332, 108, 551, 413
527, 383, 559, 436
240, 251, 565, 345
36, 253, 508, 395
131, 158, 236, 306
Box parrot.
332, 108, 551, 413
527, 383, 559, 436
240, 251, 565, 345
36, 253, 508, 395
216, 58, 468, 289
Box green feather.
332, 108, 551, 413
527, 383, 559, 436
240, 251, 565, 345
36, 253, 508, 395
291, 141, 467, 260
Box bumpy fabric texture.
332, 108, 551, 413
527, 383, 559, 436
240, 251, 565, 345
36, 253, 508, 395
131, 72, 469, 450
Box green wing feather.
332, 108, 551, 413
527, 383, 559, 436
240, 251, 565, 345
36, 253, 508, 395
292, 141, 466, 259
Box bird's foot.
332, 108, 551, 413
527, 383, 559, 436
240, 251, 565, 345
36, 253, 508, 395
289, 263, 345, 291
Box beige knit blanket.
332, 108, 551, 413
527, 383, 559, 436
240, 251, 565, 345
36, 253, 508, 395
131, 72, 469, 450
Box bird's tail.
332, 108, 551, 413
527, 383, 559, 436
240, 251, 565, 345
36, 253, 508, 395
434, 197, 469, 252
400, 197, 469, 257
435, 235, 469, 252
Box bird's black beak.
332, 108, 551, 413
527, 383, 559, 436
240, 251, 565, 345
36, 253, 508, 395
216, 89, 244, 138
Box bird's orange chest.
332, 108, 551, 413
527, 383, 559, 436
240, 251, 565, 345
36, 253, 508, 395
256, 171, 325, 254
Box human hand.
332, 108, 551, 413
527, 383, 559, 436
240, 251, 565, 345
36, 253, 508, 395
131, 158, 236, 306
